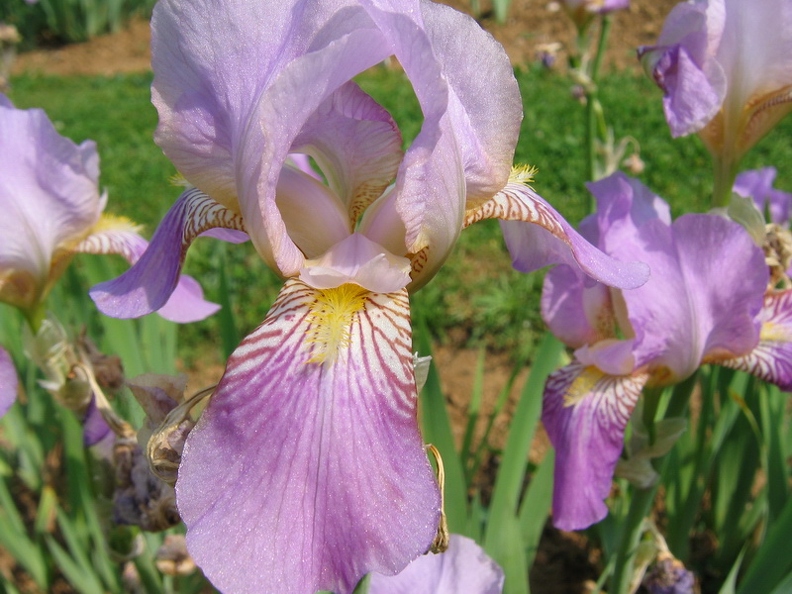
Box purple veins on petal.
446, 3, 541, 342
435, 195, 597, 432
89, 188, 243, 320
542, 362, 648, 531
176, 279, 440, 594
468, 181, 650, 289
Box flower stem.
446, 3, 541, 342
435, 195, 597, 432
608, 374, 698, 594
712, 153, 738, 208
585, 15, 613, 208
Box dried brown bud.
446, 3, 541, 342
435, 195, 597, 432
155, 535, 196, 577
113, 435, 181, 532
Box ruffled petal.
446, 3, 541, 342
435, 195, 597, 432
368, 534, 504, 594
721, 290, 792, 391
0, 346, 17, 417
584, 174, 767, 381
88, 188, 242, 320
177, 279, 440, 594
360, 0, 522, 288
466, 181, 649, 289
542, 362, 648, 531
0, 97, 102, 310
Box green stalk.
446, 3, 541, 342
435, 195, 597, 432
585, 15, 613, 206
712, 153, 739, 208
608, 374, 697, 594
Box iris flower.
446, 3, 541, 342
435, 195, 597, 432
91, 1, 647, 592
734, 167, 792, 227
638, 0, 792, 205
541, 172, 792, 531
368, 534, 504, 594
0, 94, 218, 327
0, 94, 217, 418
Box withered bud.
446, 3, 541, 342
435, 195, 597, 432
127, 374, 212, 486
113, 435, 181, 532
23, 316, 92, 412
78, 333, 124, 391
155, 535, 196, 577
0, 23, 21, 45
763, 223, 792, 290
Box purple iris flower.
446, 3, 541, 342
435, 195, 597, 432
89, 1, 648, 592
734, 167, 792, 227
638, 0, 792, 170
0, 94, 218, 325
368, 534, 504, 594
0, 95, 218, 419
541, 172, 792, 531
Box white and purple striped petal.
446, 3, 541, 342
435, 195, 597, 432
0, 346, 17, 417
720, 290, 792, 391
368, 534, 504, 594
466, 180, 650, 289
542, 362, 649, 531
176, 279, 440, 594
89, 189, 241, 320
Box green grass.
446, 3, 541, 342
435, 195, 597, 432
8, 67, 792, 362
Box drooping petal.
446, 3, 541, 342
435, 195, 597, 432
720, 290, 792, 390
177, 279, 440, 594
542, 362, 649, 531
637, 0, 726, 137
466, 181, 650, 289
0, 96, 102, 311
360, 0, 522, 288
89, 188, 242, 320
0, 346, 17, 417
368, 534, 504, 594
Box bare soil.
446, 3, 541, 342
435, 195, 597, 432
12, 0, 678, 76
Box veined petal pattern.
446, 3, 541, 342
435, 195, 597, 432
468, 181, 650, 289
176, 278, 440, 594
89, 188, 243, 319
542, 362, 648, 531
721, 289, 792, 391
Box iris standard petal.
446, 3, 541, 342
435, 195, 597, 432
368, 534, 504, 594
291, 81, 403, 223
467, 181, 649, 289
0, 346, 17, 417
177, 279, 440, 594
721, 290, 792, 391
89, 188, 242, 319
0, 96, 102, 311
637, 0, 726, 137
542, 362, 649, 531
361, 0, 522, 287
